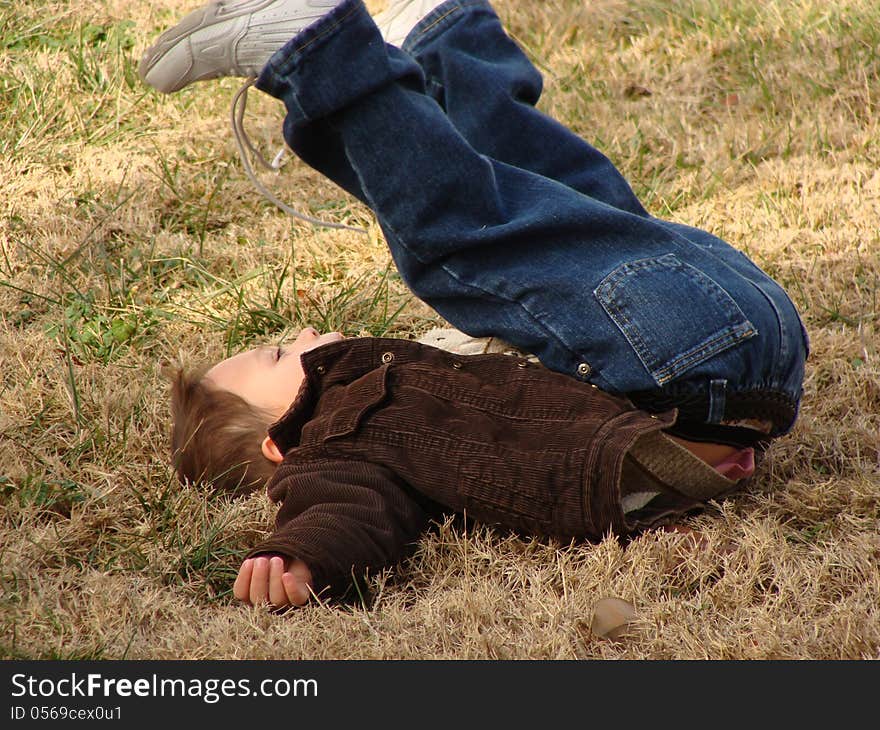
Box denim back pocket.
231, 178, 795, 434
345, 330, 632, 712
595, 253, 757, 386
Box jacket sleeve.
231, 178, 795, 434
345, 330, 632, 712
245, 456, 430, 602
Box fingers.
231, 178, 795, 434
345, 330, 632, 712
233, 554, 311, 609
233, 558, 254, 602
249, 556, 271, 606
287, 560, 313, 606
282, 571, 309, 607
268, 556, 289, 607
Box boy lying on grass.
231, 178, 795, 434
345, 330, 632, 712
172, 326, 766, 608
145, 0, 809, 608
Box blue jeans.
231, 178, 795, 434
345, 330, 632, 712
256, 0, 808, 440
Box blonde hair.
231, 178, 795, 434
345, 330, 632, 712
170, 369, 277, 495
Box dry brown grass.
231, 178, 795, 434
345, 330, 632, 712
1, 0, 878, 659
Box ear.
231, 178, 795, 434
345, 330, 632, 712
261, 436, 284, 464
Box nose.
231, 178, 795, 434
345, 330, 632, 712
299, 327, 320, 339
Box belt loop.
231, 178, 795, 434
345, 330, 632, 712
707, 379, 727, 424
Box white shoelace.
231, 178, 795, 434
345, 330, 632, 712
231, 78, 368, 233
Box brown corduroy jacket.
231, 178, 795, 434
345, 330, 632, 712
246, 336, 685, 600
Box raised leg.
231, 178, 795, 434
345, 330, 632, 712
259, 0, 806, 434
402, 0, 647, 214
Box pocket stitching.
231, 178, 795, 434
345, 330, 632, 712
595, 254, 757, 385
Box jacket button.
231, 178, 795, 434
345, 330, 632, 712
577, 362, 592, 377
517, 361, 528, 369
381, 352, 394, 364
316, 365, 326, 375
451, 361, 462, 369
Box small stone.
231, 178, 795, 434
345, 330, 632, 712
591, 597, 637, 641
624, 84, 652, 99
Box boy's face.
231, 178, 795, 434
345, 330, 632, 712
205, 327, 343, 419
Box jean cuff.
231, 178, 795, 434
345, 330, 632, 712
401, 0, 497, 54
256, 0, 409, 123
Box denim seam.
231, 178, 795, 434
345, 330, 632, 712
293, 3, 362, 55
430, 253, 585, 377
596, 254, 759, 385
602, 293, 755, 385
376, 215, 584, 376
653, 324, 756, 385
748, 277, 789, 366
264, 0, 364, 80
425, 77, 444, 99
404, 1, 490, 52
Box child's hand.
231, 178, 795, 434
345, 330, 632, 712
233, 554, 313, 608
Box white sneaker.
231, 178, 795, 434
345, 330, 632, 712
374, 0, 447, 47
139, 0, 342, 93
